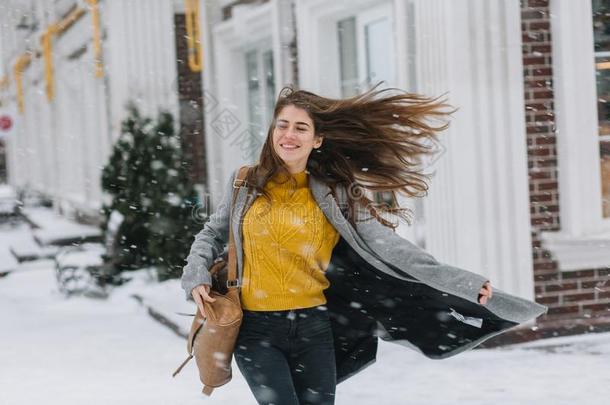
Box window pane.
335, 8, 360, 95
246, 49, 262, 132
337, 17, 359, 97
365, 17, 394, 88
593, 0, 610, 52
263, 49, 275, 126
592, 0, 610, 217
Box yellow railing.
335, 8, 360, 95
86, 0, 104, 78
55, 6, 86, 34
42, 24, 58, 101
185, 0, 203, 72
13, 53, 32, 113
18, 1, 103, 109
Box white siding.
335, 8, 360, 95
413, 0, 534, 299
1, 0, 180, 217
103, 0, 179, 142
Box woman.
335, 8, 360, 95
181, 85, 547, 404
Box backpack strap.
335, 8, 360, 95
226, 165, 251, 288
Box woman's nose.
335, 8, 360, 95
282, 130, 298, 140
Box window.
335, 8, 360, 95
593, 0, 610, 218
263, 50, 276, 121
336, 3, 395, 97
246, 50, 262, 130
364, 13, 395, 88
338, 17, 358, 97
245, 48, 276, 158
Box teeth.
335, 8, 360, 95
281, 144, 299, 149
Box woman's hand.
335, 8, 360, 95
191, 284, 216, 318
478, 281, 493, 305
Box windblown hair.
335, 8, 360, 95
245, 83, 456, 230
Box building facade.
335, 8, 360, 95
0, 0, 206, 220
0, 0, 608, 340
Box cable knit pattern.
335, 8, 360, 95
241, 169, 340, 311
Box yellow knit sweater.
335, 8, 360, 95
240, 169, 341, 311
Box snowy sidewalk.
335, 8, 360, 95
1, 264, 609, 404
0, 266, 255, 405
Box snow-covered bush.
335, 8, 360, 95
101, 104, 201, 281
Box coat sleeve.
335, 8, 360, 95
335, 184, 490, 304
355, 218, 490, 303
180, 168, 237, 299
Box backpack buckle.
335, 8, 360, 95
233, 178, 247, 189
226, 279, 241, 288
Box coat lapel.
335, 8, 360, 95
308, 175, 416, 282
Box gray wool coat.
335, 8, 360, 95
181, 167, 548, 383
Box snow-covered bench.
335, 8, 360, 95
54, 243, 108, 297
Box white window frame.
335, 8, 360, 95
335, 2, 396, 97
297, 0, 398, 98
541, 0, 610, 271
357, 3, 396, 90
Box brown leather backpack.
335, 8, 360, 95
172, 165, 250, 396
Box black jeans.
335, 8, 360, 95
234, 305, 337, 405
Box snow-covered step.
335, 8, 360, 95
9, 234, 59, 262
21, 207, 102, 246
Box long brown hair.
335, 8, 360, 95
245, 83, 456, 230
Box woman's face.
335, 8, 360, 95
272, 105, 323, 173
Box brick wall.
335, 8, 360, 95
0, 139, 6, 183
174, 14, 207, 186
521, 0, 610, 331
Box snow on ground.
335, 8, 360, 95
0, 220, 30, 272
0, 184, 16, 199
1, 264, 608, 405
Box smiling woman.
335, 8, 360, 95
182, 84, 546, 405
273, 105, 323, 174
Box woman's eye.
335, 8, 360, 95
277, 126, 306, 131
